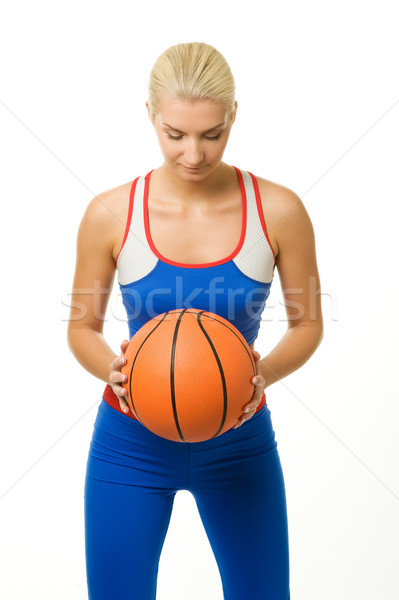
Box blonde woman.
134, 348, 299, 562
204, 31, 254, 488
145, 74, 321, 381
68, 41, 323, 599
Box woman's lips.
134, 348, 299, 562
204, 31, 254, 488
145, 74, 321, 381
183, 165, 205, 171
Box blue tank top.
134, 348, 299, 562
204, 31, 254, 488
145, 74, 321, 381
117, 165, 276, 345
103, 165, 276, 418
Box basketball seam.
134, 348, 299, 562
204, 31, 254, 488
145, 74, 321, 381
170, 310, 189, 442
162, 309, 256, 372
128, 311, 171, 426
193, 310, 256, 376
196, 313, 228, 438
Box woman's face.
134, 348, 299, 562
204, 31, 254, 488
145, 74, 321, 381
147, 95, 237, 182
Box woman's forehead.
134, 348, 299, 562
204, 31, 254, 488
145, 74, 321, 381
155, 96, 227, 131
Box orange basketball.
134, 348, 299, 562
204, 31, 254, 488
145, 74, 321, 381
121, 308, 256, 442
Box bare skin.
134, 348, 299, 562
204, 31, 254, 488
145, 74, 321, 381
67, 97, 323, 428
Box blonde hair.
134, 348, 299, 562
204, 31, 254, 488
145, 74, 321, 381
148, 42, 236, 119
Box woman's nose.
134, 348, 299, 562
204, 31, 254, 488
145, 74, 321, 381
184, 139, 204, 166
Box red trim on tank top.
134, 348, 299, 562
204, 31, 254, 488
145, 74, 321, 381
102, 383, 266, 422
248, 171, 277, 266
115, 176, 140, 264
142, 165, 247, 269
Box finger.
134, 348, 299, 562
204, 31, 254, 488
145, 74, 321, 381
119, 397, 130, 414
243, 389, 263, 412
111, 385, 126, 399
120, 339, 129, 353
243, 387, 263, 412
109, 370, 127, 384
110, 356, 123, 372
234, 403, 258, 428
110, 356, 126, 375
252, 374, 266, 393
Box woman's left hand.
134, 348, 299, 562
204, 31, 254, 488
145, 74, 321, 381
233, 350, 266, 429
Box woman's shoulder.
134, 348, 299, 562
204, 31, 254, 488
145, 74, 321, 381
247, 172, 310, 258
249, 172, 301, 211
84, 179, 134, 223
78, 179, 136, 257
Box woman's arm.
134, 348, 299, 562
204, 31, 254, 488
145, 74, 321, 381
67, 193, 119, 384
234, 184, 324, 427
258, 187, 324, 389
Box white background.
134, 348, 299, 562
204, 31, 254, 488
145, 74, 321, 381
1, 1, 398, 598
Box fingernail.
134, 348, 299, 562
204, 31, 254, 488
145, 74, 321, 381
245, 407, 252, 413
252, 377, 258, 384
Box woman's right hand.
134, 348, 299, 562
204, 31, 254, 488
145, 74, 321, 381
109, 339, 130, 413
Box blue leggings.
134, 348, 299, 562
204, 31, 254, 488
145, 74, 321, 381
84, 398, 290, 599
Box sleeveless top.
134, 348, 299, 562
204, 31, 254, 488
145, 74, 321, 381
103, 165, 276, 421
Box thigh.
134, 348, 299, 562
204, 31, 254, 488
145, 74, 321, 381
84, 400, 185, 600
190, 406, 290, 600
85, 461, 175, 599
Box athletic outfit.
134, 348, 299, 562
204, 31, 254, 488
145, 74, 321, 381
84, 166, 291, 598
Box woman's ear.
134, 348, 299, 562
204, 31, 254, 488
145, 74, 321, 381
146, 101, 154, 124
230, 101, 238, 124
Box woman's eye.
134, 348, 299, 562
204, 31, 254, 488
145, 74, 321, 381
166, 133, 222, 141
167, 133, 183, 141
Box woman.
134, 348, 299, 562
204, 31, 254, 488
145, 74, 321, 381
68, 42, 323, 599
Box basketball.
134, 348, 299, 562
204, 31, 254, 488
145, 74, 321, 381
120, 308, 256, 442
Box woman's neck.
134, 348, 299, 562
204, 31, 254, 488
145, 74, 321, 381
152, 162, 236, 205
